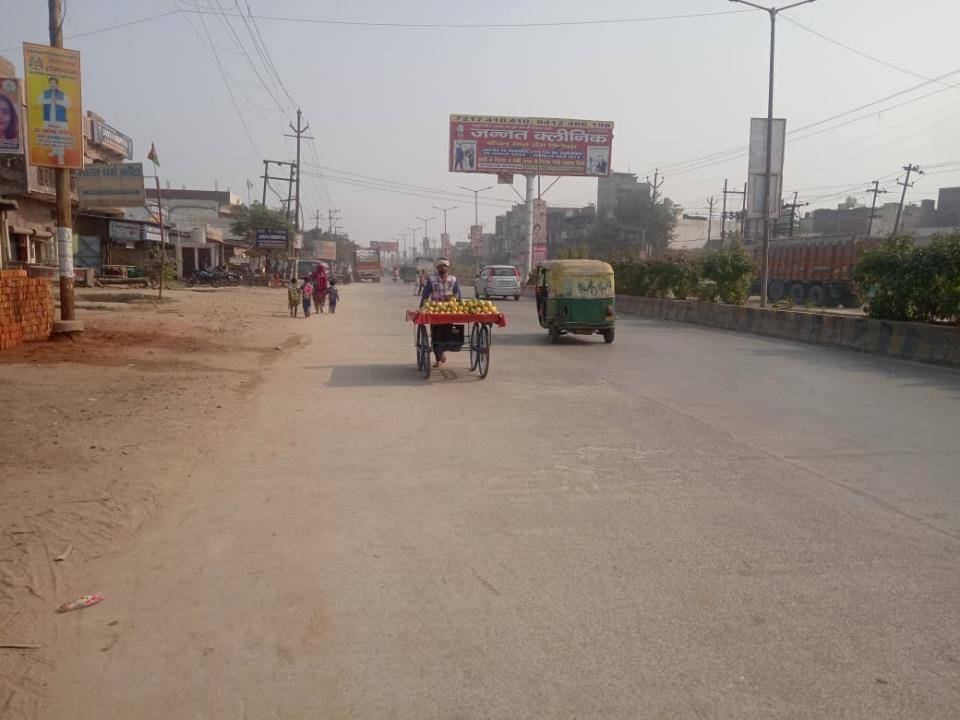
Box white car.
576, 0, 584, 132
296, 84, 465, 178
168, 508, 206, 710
474, 265, 522, 300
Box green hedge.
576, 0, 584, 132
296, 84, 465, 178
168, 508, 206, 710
852, 234, 960, 324
611, 245, 755, 305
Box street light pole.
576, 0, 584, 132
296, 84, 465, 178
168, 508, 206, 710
433, 205, 457, 239
407, 226, 420, 255
416, 215, 436, 251
459, 185, 494, 226
729, 0, 817, 307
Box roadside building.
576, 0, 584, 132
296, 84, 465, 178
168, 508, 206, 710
1, 107, 133, 277
126, 188, 244, 278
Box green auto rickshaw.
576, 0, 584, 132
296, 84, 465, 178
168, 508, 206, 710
535, 259, 616, 344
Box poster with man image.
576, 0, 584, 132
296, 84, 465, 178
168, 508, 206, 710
0, 78, 22, 154
23, 43, 83, 169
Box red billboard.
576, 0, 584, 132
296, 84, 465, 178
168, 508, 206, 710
370, 240, 399, 253
450, 115, 613, 177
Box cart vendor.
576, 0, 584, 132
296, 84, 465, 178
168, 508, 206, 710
420, 258, 462, 366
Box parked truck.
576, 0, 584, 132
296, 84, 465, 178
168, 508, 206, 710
751, 235, 880, 307
355, 248, 382, 282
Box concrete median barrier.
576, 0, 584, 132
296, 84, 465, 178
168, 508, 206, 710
613, 295, 960, 368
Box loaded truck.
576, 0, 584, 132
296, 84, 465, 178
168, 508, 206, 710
355, 248, 382, 282
751, 235, 880, 308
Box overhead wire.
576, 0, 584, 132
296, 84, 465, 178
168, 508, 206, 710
177, 7, 751, 29
182, 0, 262, 161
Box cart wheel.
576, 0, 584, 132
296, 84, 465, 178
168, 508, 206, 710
476, 324, 491, 379
416, 325, 431, 379
469, 324, 480, 370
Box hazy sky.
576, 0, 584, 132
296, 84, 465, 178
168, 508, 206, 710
3, 0, 960, 245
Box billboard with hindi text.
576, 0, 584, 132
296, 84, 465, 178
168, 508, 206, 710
0, 78, 23, 155
449, 114, 613, 177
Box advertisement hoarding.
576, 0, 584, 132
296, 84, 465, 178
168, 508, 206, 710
0, 78, 23, 155
23, 43, 83, 169
76, 162, 145, 207
370, 240, 399, 253
746, 118, 786, 220
255, 228, 288, 249
317, 240, 337, 260
440, 233, 450, 250
449, 114, 614, 177
0, 56, 14, 77
470, 224, 482, 252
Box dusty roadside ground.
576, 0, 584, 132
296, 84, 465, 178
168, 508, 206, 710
0, 285, 304, 719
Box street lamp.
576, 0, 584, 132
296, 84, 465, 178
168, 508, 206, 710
416, 215, 436, 250
729, 0, 818, 307
459, 185, 494, 227
433, 205, 457, 245
407, 226, 420, 255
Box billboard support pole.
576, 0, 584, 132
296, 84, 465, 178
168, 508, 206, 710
48, 0, 78, 328
154, 174, 166, 300
525, 174, 535, 282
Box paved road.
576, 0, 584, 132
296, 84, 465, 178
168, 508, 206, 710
49, 282, 960, 719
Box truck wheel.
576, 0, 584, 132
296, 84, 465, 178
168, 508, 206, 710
768, 279, 786, 302
789, 283, 805, 303
514, 295, 520, 301
807, 284, 825, 307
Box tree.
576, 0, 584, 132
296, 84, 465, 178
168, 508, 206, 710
230, 203, 294, 245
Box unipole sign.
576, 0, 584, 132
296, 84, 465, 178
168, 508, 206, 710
746, 118, 786, 224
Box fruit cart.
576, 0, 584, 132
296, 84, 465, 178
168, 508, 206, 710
406, 305, 507, 380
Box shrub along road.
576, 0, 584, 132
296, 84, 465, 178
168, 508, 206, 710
44, 282, 960, 719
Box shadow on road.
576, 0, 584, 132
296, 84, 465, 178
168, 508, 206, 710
300, 364, 484, 387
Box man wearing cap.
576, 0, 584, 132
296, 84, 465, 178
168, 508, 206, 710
419, 258, 462, 366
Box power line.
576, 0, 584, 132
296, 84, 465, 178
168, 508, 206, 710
189, 0, 262, 160
177, 7, 751, 29
782, 16, 957, 88
301, 170, 515, 207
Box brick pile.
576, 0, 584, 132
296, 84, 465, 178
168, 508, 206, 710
0, 269, 54, 349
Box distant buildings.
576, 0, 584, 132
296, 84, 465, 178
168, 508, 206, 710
805, 188, 960, 238
597, 172, 651, 220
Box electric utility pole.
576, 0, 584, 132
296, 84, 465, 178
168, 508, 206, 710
706, 196, 717, 242
866, 180, 887, 236
720, 179, 746, 245
312, 209, 321, 230
728, 0, 819, 306
894, 164, 923, 235
783, 191, 808, 236
48, 0, 77, 328
648, 169, 665, 206
328, 209, 341, 233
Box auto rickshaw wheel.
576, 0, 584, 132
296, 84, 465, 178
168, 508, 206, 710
601, 328, 615, 344
548, 324, 560, 344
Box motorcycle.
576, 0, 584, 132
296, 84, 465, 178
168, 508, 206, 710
186, 268, 221, 288
212, 268, 242, 286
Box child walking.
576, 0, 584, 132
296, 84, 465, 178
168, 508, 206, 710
287, 279, 301, 317
327, 280, 340, 314
301, 278, 314, 317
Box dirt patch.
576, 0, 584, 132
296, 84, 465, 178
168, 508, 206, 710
0, 285, 303, 718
